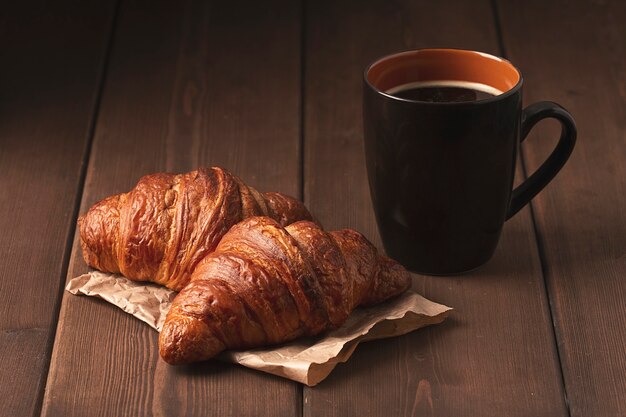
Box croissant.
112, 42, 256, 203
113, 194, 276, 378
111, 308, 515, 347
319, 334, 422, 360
159, 216, 411, 364
78, 167, 313, 291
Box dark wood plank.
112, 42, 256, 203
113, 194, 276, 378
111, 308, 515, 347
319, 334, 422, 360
42, 1, 303, 416
0, 2, 117, 417
303, 1, 567, 416
498, 1, 626, 416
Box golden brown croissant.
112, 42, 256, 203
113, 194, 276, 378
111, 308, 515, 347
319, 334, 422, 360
78, 167, 313, 291
159, 217, 411, 364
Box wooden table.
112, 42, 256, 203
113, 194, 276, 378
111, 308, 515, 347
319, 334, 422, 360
1, 1, 624, 416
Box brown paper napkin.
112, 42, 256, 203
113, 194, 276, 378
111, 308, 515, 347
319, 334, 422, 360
67, 271, 451, 386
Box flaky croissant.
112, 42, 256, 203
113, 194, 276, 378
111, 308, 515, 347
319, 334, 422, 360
159, 216, 411, 364
78, 167, 313, 291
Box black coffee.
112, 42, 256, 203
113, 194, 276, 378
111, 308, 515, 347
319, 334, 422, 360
390, 84, 497, 103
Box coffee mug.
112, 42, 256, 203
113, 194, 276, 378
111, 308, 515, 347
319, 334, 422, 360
363, 48, 576, 274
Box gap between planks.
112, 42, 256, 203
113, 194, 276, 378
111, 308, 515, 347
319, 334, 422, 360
35, 1, 122, 416
490, 0, 571, 414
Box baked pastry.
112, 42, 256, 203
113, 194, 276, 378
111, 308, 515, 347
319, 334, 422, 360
159, 217, 411, 364
78, 167, 313, 290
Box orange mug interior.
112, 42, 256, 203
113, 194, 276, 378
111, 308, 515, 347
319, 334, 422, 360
366, 49, 521, 95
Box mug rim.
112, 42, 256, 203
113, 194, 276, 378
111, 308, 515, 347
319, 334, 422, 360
364, 48, 524, 105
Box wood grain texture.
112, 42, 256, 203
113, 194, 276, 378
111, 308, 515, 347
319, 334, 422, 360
0, 2, 116, 416
42, 0, 302, 416
498, 1, 626, 416
303, 1, 567, 416
0, 329, 50, 417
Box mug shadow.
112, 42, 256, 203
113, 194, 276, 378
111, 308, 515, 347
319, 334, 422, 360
447, 212, 542, 282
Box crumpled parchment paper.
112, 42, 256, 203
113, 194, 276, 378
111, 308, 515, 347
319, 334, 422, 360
67, 271, 451, 386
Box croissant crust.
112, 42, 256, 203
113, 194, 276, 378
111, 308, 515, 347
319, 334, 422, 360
78, 167, 313, 290
159, 217, 411, 364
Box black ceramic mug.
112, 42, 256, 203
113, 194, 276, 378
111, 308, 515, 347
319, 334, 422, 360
363, 48, 576, 274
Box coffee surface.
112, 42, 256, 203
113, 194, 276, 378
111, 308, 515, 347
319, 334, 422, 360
392, 86, 494, 102
387, 81, 502, 103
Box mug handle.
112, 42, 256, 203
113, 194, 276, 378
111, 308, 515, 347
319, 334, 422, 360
506, 101, 577, 219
